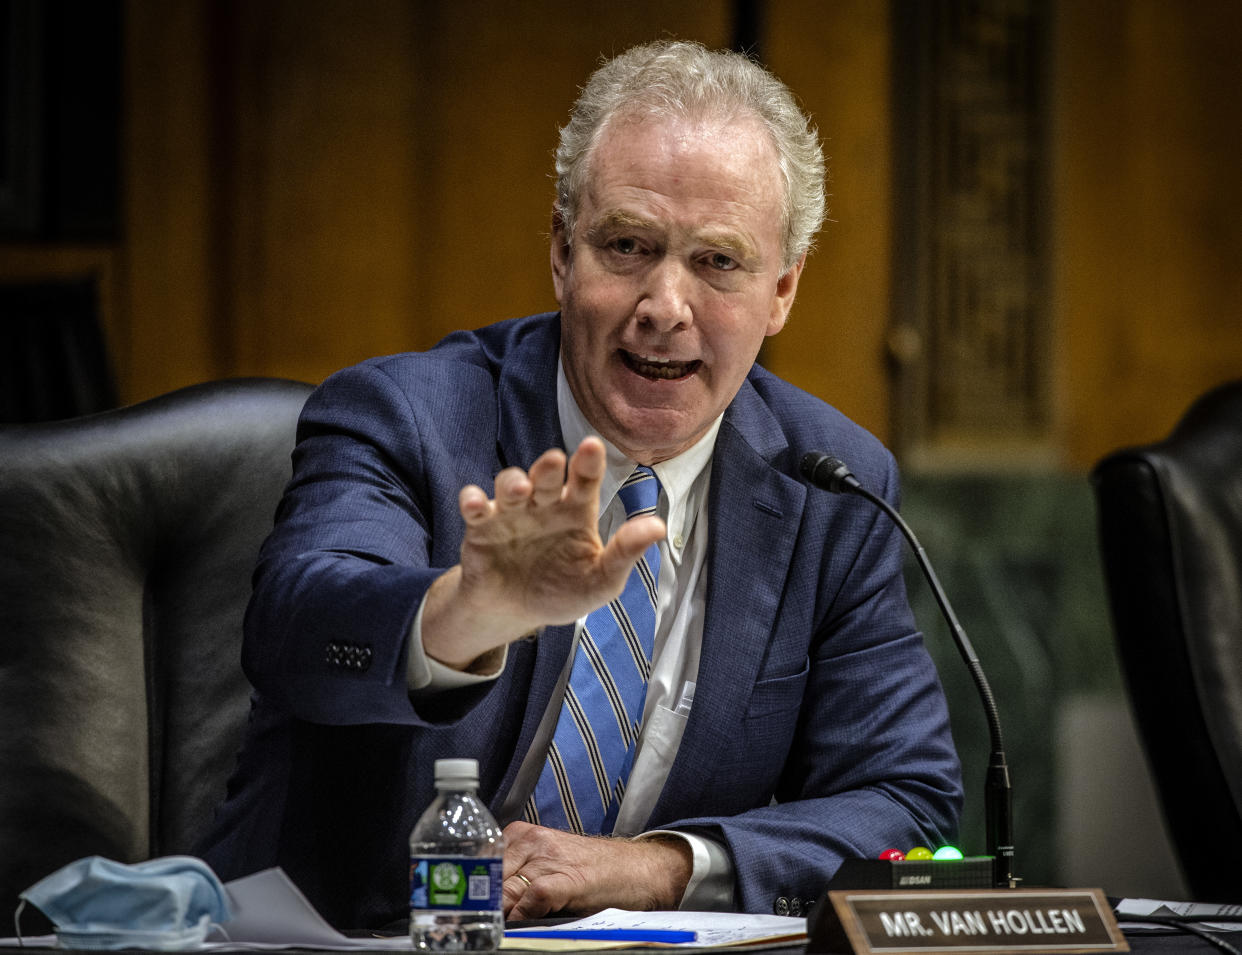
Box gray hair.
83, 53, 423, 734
555, 40, 826, 271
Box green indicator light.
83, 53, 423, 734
932, 845, 964, 860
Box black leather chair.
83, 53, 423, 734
1092, 380, 1242, 903
0, 377, 312, 922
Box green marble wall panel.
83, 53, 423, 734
899, 473, 1123, 888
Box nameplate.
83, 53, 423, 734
808, 887, 1128, 953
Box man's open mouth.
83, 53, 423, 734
621, 351, 701, 381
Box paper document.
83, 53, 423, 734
505, 908, 806, 949
209, 867, 410, 949
1115, 897, 1242, 933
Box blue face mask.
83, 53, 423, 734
18, 856, 232, 951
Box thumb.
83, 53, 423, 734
598, 515, 665, 583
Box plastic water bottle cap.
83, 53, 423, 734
434, 758, 480, 785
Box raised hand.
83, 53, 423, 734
421, 437, 665, 670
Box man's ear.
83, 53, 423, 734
550, 208, 571, 303
766, 254, 806, 336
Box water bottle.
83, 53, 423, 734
409, 758, 504, 951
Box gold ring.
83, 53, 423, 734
515, 872, 533, 889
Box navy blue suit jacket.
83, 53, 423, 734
199, 313, 961, 927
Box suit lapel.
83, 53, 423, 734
489, 317, 577, 802
650, 378, 808, 821
495, 318, 563, 472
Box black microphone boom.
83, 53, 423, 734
799, 450, 1016, 889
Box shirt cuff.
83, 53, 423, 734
639, 830, 737, 911
406, 593, 507, 692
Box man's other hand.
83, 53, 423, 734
500, 821, 692, 919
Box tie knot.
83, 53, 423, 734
617, 465, 660, 520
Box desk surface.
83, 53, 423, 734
8, 918, 1241, 953
2, 928, 1235, 954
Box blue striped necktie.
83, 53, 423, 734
526, 465, 662, 835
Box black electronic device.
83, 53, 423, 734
800, 451, 1016, 890
826, 857, 996, 892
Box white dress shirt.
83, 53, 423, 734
406, 360, 734, 908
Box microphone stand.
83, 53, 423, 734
801, 453, 1016, 889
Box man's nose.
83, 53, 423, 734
636, 259, 693, 331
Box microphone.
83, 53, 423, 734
800, 450, 1016, 890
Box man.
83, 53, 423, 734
200, 40, 962, 928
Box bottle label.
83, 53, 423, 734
409, 856, 503, 911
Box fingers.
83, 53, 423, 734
501, 822, 690, 919
503, 821, 585, 920
501, 870, 533, 918
501, 814, 583, 918
600, 514, 666, 577
502, 821, 552, 919
493, 463, 535, 510
527, 447, 570, 507
502, 820, 536, 880
511, 439, 607, 512
454, 437, 660, 632
460, 441, 602, 522
501, 821, 625, 919
564, 436, 607, 502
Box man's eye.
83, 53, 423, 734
612, 237, 640, 255
707, 252, 739, 271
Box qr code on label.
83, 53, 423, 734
468, 874, 491, 900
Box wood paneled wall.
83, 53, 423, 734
113, 0, 1242, 470
764, 0, 896, 454
121, 0, 731, 393
1053, 0, 1242, 466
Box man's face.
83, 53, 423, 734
553, 112, 804, 465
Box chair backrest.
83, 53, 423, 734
1091, 379, 1242, 902
0, 377, 311, 917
